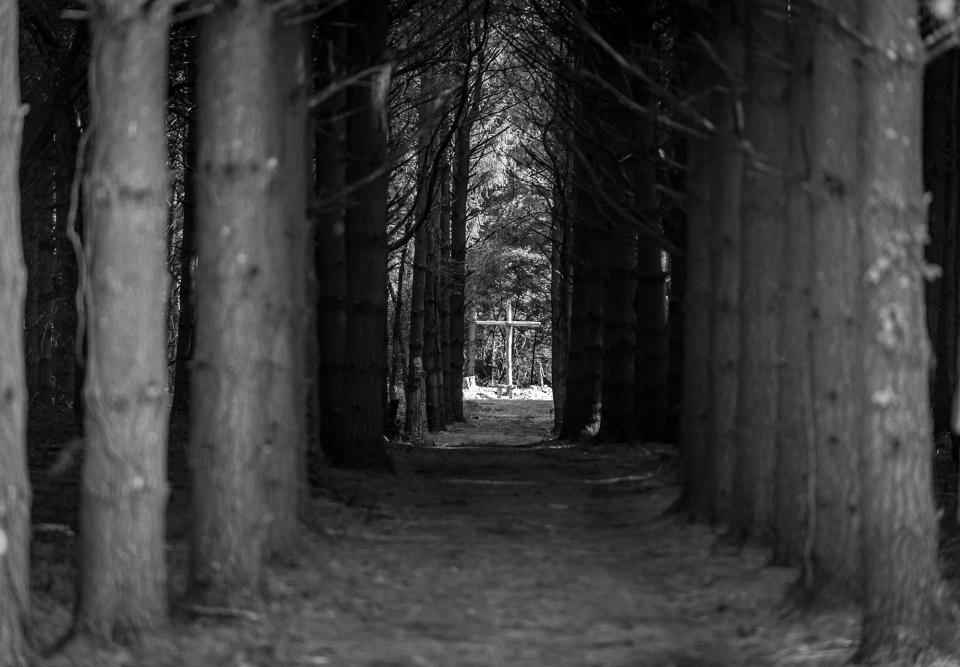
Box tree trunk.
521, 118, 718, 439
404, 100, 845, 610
440, 158, 453, 421
406, 202, 428, 435
678, 72, 713, 519
465, 305, 477, 379
773, 12, 813, 567
314, 21, 348, 473
731, 0, 787, 544
0, 2, 31, 660
805, 0, 863, 601
264, 17, 311, 558
705, 11, 745, 522
630, 2, 667, 444
190, 0, 278, 604
424, 205, 443, 431
448, 93, 473, 421
77, 0, 172, 640
856, 2, 950, 659
336, 0, 393, 469
550, 174, 572, 434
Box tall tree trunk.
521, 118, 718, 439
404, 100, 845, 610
731, 0, 787, 544
190, 0, 278, 603
77, 0, 172, 640
705, 10, 745, 522
264, 17, 311, 557
550, 172, 572, 434
805, 0, 863, 601
0, 1, 31, 660
678, 73, 713, 519
773, 11, 812, 567
440, 158, 453, 421
559, 175, 603, 440
631, 3, 667, 444
314, 21, 348, 473
406, 203, 428, 435
336, 0, 393, 469
424, 206, 442, 431
856, 1, 950, 659
388, 241, 409, 432
449, 100, 473, 420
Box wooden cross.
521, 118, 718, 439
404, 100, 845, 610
475, 300, 542, 387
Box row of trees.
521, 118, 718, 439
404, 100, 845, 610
4, 0, 960, 663
679, 0, 955, 662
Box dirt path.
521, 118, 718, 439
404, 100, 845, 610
36, 398, 866, 666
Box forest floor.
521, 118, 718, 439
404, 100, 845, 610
24, 397, 960, 666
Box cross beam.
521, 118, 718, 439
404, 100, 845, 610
475, 300, 542, 387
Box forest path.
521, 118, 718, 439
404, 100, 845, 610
34, 399, 862, 666
154, 399, 857, 667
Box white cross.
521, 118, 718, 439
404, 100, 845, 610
475, 300, 542, 387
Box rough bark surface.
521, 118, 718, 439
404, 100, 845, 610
706, 13, 744, 522
264, 19, 311, 557
679, 65, 713, 520
857, 2, 950, 660
806, 1, 863, 600
732, 2, 787, 544
78, 0, 172, 641
190, 0, 278, 603
773, 13, 812, 566
337, 0, 393, 469
0, 2, 31, 661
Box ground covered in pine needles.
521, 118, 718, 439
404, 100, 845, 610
24, 397, 960, 666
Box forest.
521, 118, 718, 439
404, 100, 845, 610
4, 0, 960, 665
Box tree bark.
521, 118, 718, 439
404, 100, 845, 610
731, 0, 787, 544
448, 88, 474, 421
190, 0, 278, 603
314, 20, 348, 473
773, 11, 812, 567
856, 1, 951, 659
678, 58, 714, 519
336, 0, 393, 469
705, 9, 745, 522
77, 0, 172, 640
264, 17, 311, 558
805, 0, 863, 601
0, 1, 31, 660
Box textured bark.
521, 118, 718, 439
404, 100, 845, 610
805, 0, 863, 601
264, 19, 311, 558
630, 2, 667, 444
0, 2, 31, 661
190, 0, 278, 603
634, 161, 667, 441
550, 182, 572, 434
731, 1, 787, 544
406, 199, 428, 435
424, 206, 443, 431
706, 12, 744, 522
773, 13, 812, 567
336, 0, 393, 469
559, 175, 603, 440
439, 159, 453, 422
314, 22, 348, 471
448, 95, 473, 422
857, 2, 950, 660
678, 61, 713, 520
77, 0, 171, 640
